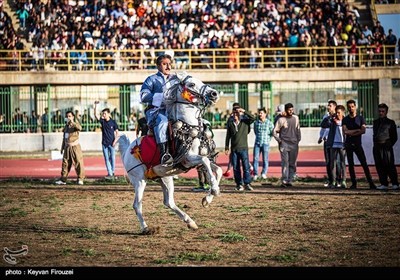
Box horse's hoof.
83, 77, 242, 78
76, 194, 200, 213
187, 221, 198, 230
211, 188, 220, 196
140, 226, 159, 235
202, 197, 210, 208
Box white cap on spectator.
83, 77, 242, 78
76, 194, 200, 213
276, 104, 285, 113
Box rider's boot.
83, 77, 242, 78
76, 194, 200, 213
158, 142, 173, 166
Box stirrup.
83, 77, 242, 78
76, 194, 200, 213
161, 153, 173, 167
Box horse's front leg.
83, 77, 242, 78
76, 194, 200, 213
211, 161, 223, 189
200, 157, 221, 197
160, 176, 198, 230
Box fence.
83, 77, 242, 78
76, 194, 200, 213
0, 45, 398, 72
0, 80, 379, 134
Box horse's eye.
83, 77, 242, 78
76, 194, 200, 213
187, 82, 195, 88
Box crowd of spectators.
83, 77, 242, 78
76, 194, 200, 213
0, 0, 398, 70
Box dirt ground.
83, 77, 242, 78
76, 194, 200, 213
1, 180, 400, 268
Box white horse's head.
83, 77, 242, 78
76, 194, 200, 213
165, 72, 220, 108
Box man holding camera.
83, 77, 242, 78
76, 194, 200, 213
225, 103, 255, 191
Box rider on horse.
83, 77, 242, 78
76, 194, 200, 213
140, 54, 173, 166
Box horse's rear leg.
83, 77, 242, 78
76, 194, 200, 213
160, 176, 198, 230
130, 176, 150, 233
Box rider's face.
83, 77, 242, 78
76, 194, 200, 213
158, 58, 172, 76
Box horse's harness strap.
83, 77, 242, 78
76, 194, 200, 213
127, 163, 144, 173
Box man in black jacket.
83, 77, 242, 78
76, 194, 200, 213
343, 99, 376, 189
225, 103, 255, 191
373, 103, 399, 190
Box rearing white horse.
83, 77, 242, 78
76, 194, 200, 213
118, 73, 222, 234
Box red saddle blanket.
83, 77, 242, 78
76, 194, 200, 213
131, 135, 160, 169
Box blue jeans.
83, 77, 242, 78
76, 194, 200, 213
253, 143, 270, 176
102, 144, 115, 176
232, 149, 252, 186
145, 108, 168, 144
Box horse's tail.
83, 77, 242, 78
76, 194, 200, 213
117, 134, 131, 158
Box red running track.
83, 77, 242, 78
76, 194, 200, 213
0, 149, 386, 180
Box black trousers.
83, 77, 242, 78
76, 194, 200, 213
373, 143, 399, 186
345, 143, 374, 186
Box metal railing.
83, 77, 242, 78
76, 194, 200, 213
0, 45, 398, 72
1, 79, 378, 134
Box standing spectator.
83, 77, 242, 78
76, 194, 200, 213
22, 111, 29, 133
13, 107, 23, 133
273, 103, 301, 187
136, 114, 148, 138
94, 102, 119, 180
322, 105, 347, 188
252, 107, 274, 181
40, 107, 49, 133
29, 110, 38, 133
319, 99, 337, 187
385, 29, 397, 66
349, 38, 357, 67
55, 111, 85, 185
224, 103, 255, 191
128, 112, 137, 131
213, 108, 222, 128
0, 114, 5, 132
140, 54, 173, 166
343, 99, 376, 189
373, 104, 398, 190
81, 109, 93, 132
16, 6, 29, 31
52, 109, 63, 132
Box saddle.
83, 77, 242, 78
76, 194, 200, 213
130, 135, 160, 170
130, 124, 175, 168
131, 120, 216, 172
